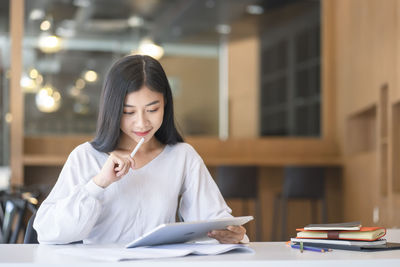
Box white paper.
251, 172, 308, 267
153, 243, 254, 255
58, 243, 254, 261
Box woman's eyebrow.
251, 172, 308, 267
124, 100, 160, 107
145, 100, 160, 106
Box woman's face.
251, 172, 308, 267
120, 86, 164, 144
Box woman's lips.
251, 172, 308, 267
134, 130, 151, 137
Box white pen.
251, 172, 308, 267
130, 137, 145, 158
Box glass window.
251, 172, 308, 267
260, 0, 321, 137
20, 0, 322, 138
22, 0, 224, 137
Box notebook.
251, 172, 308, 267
290, 237, 387, 247
291, 240, 400, 252
125, 216, 254, 248
296, 227, 386, 241
304, 221, 362, 231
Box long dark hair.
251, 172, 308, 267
91, 55, 183, 152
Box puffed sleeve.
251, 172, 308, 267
33, 145, 105, 244
178, 152, 232, 221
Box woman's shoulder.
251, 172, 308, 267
168, 142, 195, 153
68, 142, 105, 160
167, 142, 202, 161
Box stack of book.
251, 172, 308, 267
290, 222, 397, 251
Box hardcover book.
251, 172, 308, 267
296, 227, 386, 241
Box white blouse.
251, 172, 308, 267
33, 142, 234, 244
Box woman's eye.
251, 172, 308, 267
123, 111, 135, 115
148, 108, 159, 113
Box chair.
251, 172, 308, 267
215, 166, 262, 241
24, 213, 38, 244
272, 166, 326, 241
0, 186, 41, 244
0, 195, 27, 243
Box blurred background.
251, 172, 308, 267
1, 0, 399, 243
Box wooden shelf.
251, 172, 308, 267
22, 136, 342, 167
23, 154, 341, 167
346, 104, 377, 155
204, 156, 342, 166
23, 154, 67, 166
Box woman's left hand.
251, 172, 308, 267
207, 225, 246, 244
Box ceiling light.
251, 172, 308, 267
29, 9, 45, 21
135, 39, 164, 60
83, 70, 98, 83
29, 68, 39, 79
128, 15, 144, 28
5, 113, 12, 123
38, 34, 62, 53
73, 0, 91, 7
21, 69, 43, 93
53, 91, 61, 102
216, 24, 231, 35
36, 75, 43, 86
40, 20, 51, 31
20, 75, 37, 92
246, 5, 264, 15
35, 84, 61, 113
75, 78, 86, 89
69, 86, 81, 97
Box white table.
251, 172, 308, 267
1, 242, 400, 267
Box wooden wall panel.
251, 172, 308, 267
343, 152, 377, 225
391, 0, 400, 228
395, 1, 400, 103
228, 37, 259, 138
9, 0, 24, 185
333, 0, 399, 226
321, 0, 336, 141
160, 57, 219, 136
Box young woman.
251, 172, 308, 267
33, 55, 247, 245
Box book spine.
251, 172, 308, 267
327, 231, 340, 239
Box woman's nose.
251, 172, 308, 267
135, 111, 148, 128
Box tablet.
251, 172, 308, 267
125, 216, 254, 248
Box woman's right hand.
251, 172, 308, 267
92, 151, 135, 188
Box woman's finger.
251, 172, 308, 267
121, 159, 130, 175
129, 157, 135, 169
208, 228, 244, 244
207, 231, 226, 240
212, 234, 240, 244
113, 155, 123, 167
227, 225, 246, 234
